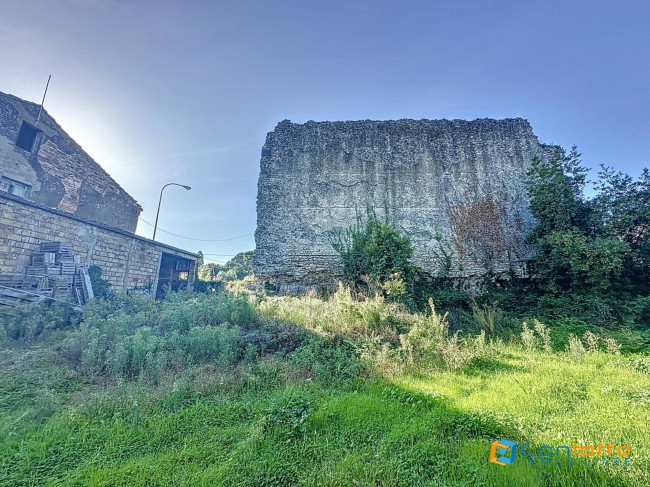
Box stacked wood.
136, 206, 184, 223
0, 274, 24, 289
40, 242, 73, 253
0, 286, 45, 308
1, 241, 94, 307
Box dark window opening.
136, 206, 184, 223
156, 254, 194, 299
15, 121, 41, 152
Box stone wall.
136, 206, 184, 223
0, 91, 141, 232
0, 193, 196, 294
255, 118, 554, 286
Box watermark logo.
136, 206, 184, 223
489, 439, 517, 465
489, 440, 632, 468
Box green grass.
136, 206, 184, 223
1, 291, 649, 486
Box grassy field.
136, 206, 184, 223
0, 289, 649, 486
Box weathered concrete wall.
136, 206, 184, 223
0, 193, 196, 294
0, 91, 141, 232
255, 118, 554, 286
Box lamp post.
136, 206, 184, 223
153, 183, 191, 241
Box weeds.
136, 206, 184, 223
520, 322, 538, 353
533, 319, 553, 352
1, 284, 649, 486
264, 397, 314, 436
472, 304, 502, 335
566, 334, 587, 361
583, 330, 601, 353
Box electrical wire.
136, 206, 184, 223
138, 217, 254, 242
203, 254, 243, 257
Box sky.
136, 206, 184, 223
1, 0, 649, 265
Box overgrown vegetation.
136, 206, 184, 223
0, 287, 648, 486
88, 265, 113, 300
329, 206, 415, 305
525, 146, 649, 299
326, 146, 649, 342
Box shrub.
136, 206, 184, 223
533, 319, 552, 352
329, 206, 415, 303
157, 291, 257, 333
259, 283, 404, 336
72, 291, 249, 383
603, 337, 622, 355
399, 299, 478, 371
88, 265, 113, 300
290, 335, 363, 383
440, 333, 477, 371
400, 299, 449, 366
185, 325, 239, 366
1, 301, 81, 344
472, 304, 502, 335
193, 280, 224, 293
583, 330, 601, 353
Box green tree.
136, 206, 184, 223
198, 251, 254, 282
198, 263, 219, 280
526, 147, 629, 294
594, 166, 650, 293
526, 146, 590, 241
543, 229, 629, 291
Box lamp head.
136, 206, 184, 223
183, 185, 192, 191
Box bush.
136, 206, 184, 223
472, 304, 503, 335
88, 265, 113, 300
259, 283, 405, 336
565, 334, 586, 361
185, 325, 239, 366
520, 322, 538, 353
329, 206, 415, 304
399, 299, 478, 371
71, 291, 250, 383
290, 335, 363, 383
193, 280, 224, 293
1, 301, 81, 344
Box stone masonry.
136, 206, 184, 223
0, 192, 197, 294
0, 91, 141, 232
255, 118, 555, 286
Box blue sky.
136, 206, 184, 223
1, 0, 649, 264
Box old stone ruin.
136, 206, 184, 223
254, 117, 554, 290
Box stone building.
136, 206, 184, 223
0, 91, 141, 232
254, 118, 554, 287
0, 91, 198, 301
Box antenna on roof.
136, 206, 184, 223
35, 74, 51, 126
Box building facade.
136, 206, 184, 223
0, 91, 141, 232
0, 91, 198, 301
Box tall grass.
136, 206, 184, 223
0, 285, 648, 486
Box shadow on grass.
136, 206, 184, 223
462, 356, 525, 376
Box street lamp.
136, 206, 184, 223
153, 183, 191, 240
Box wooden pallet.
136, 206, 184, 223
2, 241, 89, 308
40, 242, 73, 253
0, 285, 47, 307
0, 274, 24, 289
